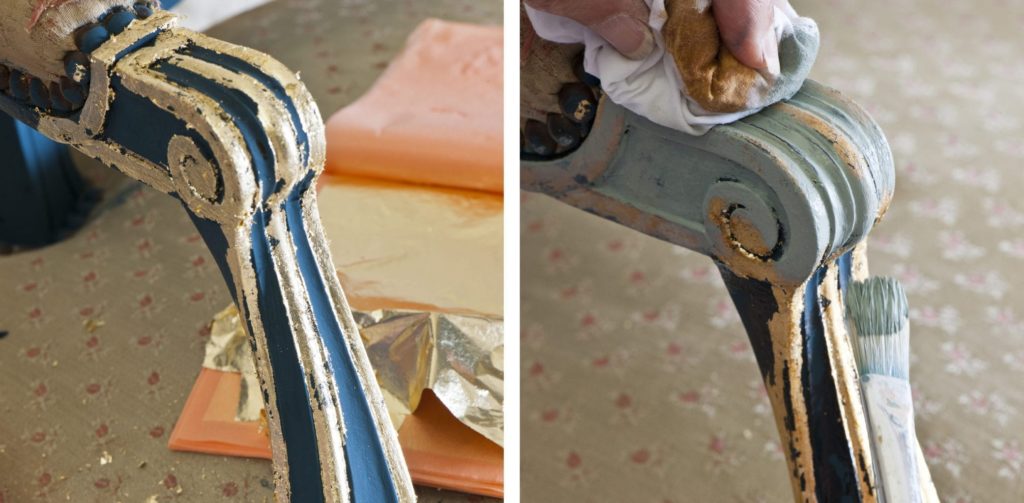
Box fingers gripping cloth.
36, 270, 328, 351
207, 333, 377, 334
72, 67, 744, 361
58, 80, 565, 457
525, 0, 820, 135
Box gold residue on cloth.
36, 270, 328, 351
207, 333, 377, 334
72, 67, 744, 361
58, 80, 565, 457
662, 0, 763, 113
204, 305, 505, 447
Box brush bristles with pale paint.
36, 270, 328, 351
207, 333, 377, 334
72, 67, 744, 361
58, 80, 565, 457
846, 276, 910, 380
846, 277, 922, 503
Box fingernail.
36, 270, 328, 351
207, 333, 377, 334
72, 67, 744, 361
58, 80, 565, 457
761, 30, 780, 77
592, 14, 655, 60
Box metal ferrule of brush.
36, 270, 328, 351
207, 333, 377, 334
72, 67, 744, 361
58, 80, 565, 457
846, 277, 922, 503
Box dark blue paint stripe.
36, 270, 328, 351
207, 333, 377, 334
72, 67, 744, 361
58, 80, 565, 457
188, 212, 327, 503
108, 55, 329, 500
155, 63, 278, 201
837, 251, 853, 295
286, 173, 399, 502
250, 211, 325, 503
182, 45, 311, 163
802, 267, 858, 501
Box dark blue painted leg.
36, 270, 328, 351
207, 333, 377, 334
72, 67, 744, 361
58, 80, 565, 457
0, 9, 413, 502
719, 253, 876, 502
0, 115, 94, 248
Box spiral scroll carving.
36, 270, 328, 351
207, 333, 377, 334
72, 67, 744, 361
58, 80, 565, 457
703, 82, 894, 284
703, 180, 784, 271
522, 80, 894, 286
168, 134, 222, 202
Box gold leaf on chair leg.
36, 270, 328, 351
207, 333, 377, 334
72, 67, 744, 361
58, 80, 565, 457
764, 282, 817, 502
819, 262, 879, 503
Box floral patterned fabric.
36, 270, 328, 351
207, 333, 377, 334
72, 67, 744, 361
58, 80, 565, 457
522, 0, 1024, 501
0, 0, 500, 501
0, 165, 282, 502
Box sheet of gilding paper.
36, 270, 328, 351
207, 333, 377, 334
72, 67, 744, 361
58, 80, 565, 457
201, 306, 261, 421
399, 391, 503, 498
195, 304, 504, 446
168, 369, 272, 460
355, 310, 504, 446
318, 175, 502, 318
176, 304, 504, 496
324, 18, 503, 193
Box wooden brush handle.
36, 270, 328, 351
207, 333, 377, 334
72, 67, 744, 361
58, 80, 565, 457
916, 443, 941, 502
863, 376, 922, 503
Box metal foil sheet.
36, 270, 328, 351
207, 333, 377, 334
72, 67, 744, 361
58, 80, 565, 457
203, 304, 504, 447
203, 305, 263, 422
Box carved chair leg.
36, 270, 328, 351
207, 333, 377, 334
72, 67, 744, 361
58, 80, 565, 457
0, 116, 92, 248
521, 66, 919, 498
187, 189, 409, 502
718, 249, 876, 502
1, 6, 413, 502
720, 242, 940, 502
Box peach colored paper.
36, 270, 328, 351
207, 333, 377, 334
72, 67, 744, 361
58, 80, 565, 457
325, 19, 503, 193
399, 391, 503, 498
171, 372, 503, 497
168, 369, 272, 460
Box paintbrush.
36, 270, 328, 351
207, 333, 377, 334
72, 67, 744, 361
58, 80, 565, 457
845, 277, 923, 503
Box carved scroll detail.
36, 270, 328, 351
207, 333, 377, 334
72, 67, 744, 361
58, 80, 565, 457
522, 81, 911, 501
2, 11, 413, 503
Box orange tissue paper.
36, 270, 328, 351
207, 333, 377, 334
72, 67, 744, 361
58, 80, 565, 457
325, 18, 503, 193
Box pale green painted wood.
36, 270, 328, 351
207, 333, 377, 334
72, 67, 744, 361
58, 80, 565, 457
522, 80, 894, 286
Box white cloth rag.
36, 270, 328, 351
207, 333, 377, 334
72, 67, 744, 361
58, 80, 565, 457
525, 0, 819, 135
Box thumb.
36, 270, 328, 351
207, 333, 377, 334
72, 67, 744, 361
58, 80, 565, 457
526, 0, 655, 60
712, 0, 778, 71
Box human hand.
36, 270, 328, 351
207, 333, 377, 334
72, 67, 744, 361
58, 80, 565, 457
711, 0, 778, 71
524, 0, 655, 59
525, 0, 778, 69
